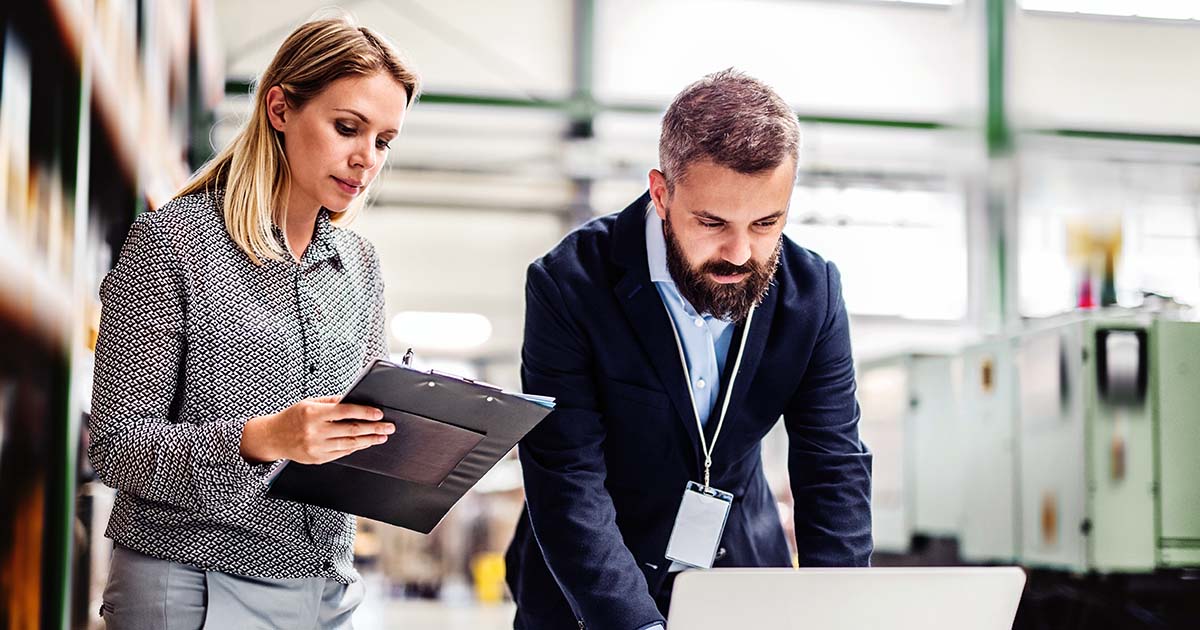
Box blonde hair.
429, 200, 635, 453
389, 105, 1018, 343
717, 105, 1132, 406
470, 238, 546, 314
178, 16, 420, 265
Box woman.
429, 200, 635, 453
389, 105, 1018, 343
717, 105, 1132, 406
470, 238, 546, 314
90, 16, 419, 628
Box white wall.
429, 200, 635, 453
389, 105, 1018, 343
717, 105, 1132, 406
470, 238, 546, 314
595, 0, 982, 121
1010, 11, 1200, 133
353, 206, 564, 369
210, 0, 1200, 370
217, 0, 574, 96
217, 0, 1200, 136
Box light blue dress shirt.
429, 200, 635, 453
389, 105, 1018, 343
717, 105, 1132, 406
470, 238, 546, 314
644, 204, 736, 427
645, 204, 741, 594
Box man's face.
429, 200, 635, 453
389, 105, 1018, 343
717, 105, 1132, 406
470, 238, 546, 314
649, 159, 793, 321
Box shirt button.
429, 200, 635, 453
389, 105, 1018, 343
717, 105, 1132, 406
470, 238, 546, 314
693, 318, 704, 328
696, 378, 706, 389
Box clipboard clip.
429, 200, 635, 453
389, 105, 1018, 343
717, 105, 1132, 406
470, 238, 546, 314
428, 369, 503, 391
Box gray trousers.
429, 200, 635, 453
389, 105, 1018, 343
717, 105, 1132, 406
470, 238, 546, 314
100, 545, 364, 630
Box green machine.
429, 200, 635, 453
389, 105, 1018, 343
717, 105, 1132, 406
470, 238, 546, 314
959, 338, 1019, 564
1015, 314, 1200, 573
1154, 318, 1200, 568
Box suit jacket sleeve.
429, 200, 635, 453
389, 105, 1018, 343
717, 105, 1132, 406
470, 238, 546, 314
783, 260, 873, 566
517, 260, 667, 629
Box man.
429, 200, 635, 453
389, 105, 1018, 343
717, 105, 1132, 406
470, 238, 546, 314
505, 69, 872, 630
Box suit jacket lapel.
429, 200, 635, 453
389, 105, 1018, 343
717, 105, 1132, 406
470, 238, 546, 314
713, 278, 778, 449
610, 194, 704, 472
613, 275, 704, 469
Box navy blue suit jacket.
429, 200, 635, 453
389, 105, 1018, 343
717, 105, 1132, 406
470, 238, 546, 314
505, 193, 872, 630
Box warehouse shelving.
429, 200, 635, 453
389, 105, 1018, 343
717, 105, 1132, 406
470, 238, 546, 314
0, 1, 221, 628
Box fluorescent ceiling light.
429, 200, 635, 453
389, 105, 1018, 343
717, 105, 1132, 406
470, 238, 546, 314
1018, 0, 1200, 20
390, 311, 493, 351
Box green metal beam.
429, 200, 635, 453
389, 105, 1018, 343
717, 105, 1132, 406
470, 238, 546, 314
224, 78, 950, 130
986, 0, 1011, 155
571, 0, 596, 123
1035, 128, 1200, 146
794, 115, 945, 130
422, 92, 577, 111
567, 0, 597, 226
984, 0, 1012, 330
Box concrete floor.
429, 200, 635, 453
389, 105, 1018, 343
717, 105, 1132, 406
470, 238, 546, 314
353, 574, 515, 630
355, 600, 514, 630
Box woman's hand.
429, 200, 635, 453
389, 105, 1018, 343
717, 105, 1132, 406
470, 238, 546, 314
240, 396, 393, 465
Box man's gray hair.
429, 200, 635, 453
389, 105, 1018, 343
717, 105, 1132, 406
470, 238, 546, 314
658, 68, 800, 190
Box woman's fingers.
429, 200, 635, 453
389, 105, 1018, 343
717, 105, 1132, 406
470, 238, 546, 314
328, 420, 395, 438
308, 428, 390, 464
328, 433, 389, 453
317, 402, 384, 423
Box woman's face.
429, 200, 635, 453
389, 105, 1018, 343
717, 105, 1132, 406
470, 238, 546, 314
267, 72, 409, 215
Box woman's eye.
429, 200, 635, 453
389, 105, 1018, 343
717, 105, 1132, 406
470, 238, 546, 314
336, 123, 356, 136
376, 138, 391, 150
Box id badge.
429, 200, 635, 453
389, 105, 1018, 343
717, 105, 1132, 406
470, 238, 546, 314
664, 481, 734, 569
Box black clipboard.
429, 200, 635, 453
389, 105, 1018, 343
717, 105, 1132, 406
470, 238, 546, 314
265, 359, 553, 533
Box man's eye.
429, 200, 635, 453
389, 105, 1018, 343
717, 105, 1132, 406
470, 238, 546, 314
700, 221, 722, 229
755, 220, 778, 228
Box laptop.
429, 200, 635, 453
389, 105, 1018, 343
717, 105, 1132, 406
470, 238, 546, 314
668, 567, 1026, 630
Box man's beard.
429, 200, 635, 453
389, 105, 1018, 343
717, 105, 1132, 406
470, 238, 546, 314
662, 212, 782, 322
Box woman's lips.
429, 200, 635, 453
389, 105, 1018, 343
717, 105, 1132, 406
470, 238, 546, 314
333, 176, 362, 195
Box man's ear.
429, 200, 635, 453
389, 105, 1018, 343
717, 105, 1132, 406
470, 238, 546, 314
648, 169, 670, 220
265, 85, 289, 133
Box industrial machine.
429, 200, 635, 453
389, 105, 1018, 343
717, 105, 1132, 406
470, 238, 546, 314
858, 351, 984, 557
959, 338, 1020, 564
856, 356, 913, 553
849, 312, 1198, 578
1015, 314, 1200, 573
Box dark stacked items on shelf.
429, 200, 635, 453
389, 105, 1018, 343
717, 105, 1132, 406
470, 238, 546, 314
0, 2, 222, 628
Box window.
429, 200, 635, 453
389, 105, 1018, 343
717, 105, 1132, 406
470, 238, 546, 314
1018, 154, 1200, 317
785, 183, 968, 320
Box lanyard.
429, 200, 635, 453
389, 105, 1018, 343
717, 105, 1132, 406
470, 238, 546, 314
663, 303, 756, 491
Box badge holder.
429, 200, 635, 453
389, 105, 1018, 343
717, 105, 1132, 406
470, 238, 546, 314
665, 481, 734, 569
660, 305, 755, 570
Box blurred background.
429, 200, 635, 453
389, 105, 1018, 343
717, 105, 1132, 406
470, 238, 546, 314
1, 0, 1199, 628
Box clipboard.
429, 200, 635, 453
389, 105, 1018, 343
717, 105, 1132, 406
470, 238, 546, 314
265, 358, 553, 533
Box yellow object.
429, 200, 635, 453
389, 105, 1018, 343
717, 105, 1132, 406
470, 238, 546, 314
1065, 219, 1122, 267
472, 552, 507, 604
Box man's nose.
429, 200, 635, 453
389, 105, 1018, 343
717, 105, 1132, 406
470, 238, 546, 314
720, 231, 752, 267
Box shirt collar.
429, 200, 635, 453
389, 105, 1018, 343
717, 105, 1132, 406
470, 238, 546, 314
305, 208, 342, 264
275, 208, 343, 266
645, 201, 738, 325
644, 202, 674, 285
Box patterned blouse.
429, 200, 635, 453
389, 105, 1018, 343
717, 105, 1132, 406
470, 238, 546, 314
89, 189, 387, 583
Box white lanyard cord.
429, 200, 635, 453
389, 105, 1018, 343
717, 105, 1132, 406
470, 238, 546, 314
664, 303, 756, 490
